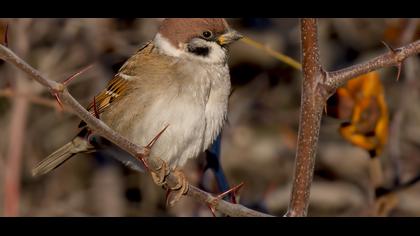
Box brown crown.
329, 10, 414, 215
158, 18, 229, 48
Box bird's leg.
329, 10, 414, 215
166, 168, 189, 207
141, 124, 188, 207
142, 125, 170, 184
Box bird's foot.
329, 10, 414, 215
151, 158, 170, 186
142, 124, 170, 174
165, 168, 189, 207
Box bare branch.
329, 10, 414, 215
388, 18, 420, 189
326, 39, 420, 91
3, 19, 31, 216
286, 18, 325, 217
0, 43, 271, 217
0, 46, 61, 91
0, 89, 70, 112
241, 36, 302, 70
399, 19, 420, 46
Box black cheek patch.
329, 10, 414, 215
188, 46, 210, 57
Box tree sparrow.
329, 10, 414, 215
32, 18, 242, 203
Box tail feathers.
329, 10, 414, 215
32, 137, 93, 177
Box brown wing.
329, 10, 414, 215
79, 41, 153, 128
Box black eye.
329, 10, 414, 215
202, 30, 213, 39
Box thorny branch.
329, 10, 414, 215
286, 18, 420, 216
326, 40, 420, 90
0, 44, 271, 217
3, 19, 420, 217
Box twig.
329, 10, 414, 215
399, 19, 419, 46
0, 43, 271, 217
389, 18, 420, 186
376, 173, 420, 198
286, 18, 420, 217
3, 19, 31, 216
0, 89, 71, 112
3, 91, 28, 217
326, 40, 420, 91
241, 36, 302, 70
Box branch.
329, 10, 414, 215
0, 89, 71, 112
388, 19, 420, 186
0, 44, 271, 217
3, 19, 31, 216
326, 39, 420, 91
285, 19, 325, 217
286, 18, 420, 217
241, 36, 302, 70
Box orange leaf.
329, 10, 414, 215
328, 71, 389, 158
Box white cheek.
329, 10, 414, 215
154, 33, 227, 65
153, 33, 184, 57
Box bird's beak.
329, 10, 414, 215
217, 30, 243, 46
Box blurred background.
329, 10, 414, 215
0, 18, 420, 216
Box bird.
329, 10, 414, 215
32, 18, 243, 205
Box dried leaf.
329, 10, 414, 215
328, 72, 389, 158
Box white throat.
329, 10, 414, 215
153, 33, 228, 64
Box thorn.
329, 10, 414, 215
4, 23, 9, 47
62, 64, 94, 86
381, 41, 396, 53
230, 192, 238, 204
92, 96, 100, 119
206, 182, 244, 216
381, 41, 404, 82
207, 203, 217, 217
139, 154, 150, 171
53, 93, 64, 111
146, 124, 170, 149
396, 62, 403, 82
217, 182, 244, 201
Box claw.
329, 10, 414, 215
151, 159, 170, 186
165, 169, 189, 208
